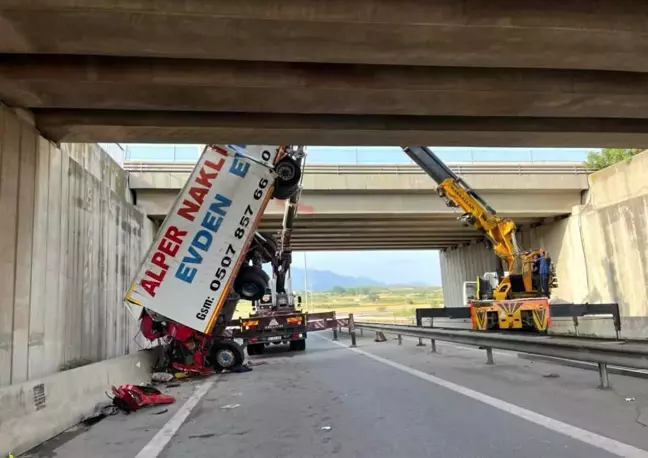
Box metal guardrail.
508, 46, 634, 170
123, 161, 590, 175
415, 303, 622, 338
344, 314, 645, 389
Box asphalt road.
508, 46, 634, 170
25, 334, 648, 458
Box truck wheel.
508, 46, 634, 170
272, 157, 301, 200
234, 266, 269, 301
210, 341, 244, 371
272, 183, 299, 200
297, 339, 306, 351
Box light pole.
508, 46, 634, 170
303, 252, 310, 311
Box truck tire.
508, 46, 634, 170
272, 183, 299, 200
210, 341, 244, 371
234, 265, 269, 301
272, 157, 301, 200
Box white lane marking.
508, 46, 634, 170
319, 335, 648, 458
135, 379, 215, 458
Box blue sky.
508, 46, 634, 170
119, 145, 595, 285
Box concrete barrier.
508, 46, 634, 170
0, 350, 156, 456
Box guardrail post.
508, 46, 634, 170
430, 339, 437, 353
333, 328, 338, 341
572, 316, 580, 336
349, 314, 357, 348
485, 347, 494, 365
598, 363, 610, 389
360, 328, 364, 337
417, 337, 425, 347
398, 334, 402, 345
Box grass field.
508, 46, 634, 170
234, 286, 444, 322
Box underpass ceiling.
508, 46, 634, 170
150, 214, 544, 251
3, 1, 648, 146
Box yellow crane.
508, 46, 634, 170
402, 147, 556, 331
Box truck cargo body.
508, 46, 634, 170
125, 145, 280, 334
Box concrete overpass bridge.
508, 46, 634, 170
4, 1, 648, 147
126, 161, 589, 251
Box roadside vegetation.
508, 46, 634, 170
585, 148, 645, 170
234, 285, 444, 322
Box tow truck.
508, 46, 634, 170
124, 145, 303, 374
402, 146, 557, 332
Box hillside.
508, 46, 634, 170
289, 267, 384, 291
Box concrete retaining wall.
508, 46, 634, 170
0, 106, 152, 387
439, 241, 501, 307
439, 150, 648, 338
0, 350, 156, 457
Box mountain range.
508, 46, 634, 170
287, 267, 433, 291
287, 267, 383, 291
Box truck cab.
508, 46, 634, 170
238, 274, 308, 355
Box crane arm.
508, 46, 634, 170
402, 146, 521, 273
273, 146, 306, 293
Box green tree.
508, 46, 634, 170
585, 148, 644, 170
367, 292, 380, 302
331, 286, 346, 295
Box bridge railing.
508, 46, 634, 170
123, 161, 591, 175
113, 144, 593, 164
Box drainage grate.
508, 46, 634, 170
32, 383, 46, 411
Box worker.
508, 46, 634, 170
538, 250, 552, 297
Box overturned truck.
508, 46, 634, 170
124, 145, 302, 374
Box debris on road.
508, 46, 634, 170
321, 426, 332, 431
151, 372, 175, 383
81, 401, 119, 426
111, 385, 176, 413
152, 408, 169, 415
189, 433, 216, 439
221, 404, 240, 409
626, 397, 636, 402
543, 373, 560, 378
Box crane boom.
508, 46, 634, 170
401, 146, 554, 304
402, 146, 522, 274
